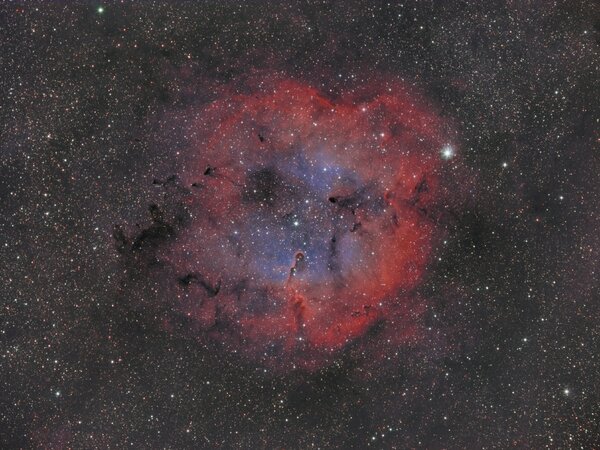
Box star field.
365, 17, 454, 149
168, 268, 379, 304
1, 1, 598, 448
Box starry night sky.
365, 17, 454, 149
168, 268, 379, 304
1, 1, 599, 448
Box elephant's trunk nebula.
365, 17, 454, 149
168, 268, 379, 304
146, 76, 457, 370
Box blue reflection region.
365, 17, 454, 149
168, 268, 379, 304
240, 148, 369, 285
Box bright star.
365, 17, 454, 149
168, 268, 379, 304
441, 145, 454, 160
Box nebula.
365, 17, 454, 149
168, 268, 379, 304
139, 76, 456, 370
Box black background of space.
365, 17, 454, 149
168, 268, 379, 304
0, 1, 598, 448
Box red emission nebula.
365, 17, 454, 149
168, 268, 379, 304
159, 76, 456, 370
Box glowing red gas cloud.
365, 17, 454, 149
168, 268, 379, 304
158, 75, 456, 370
